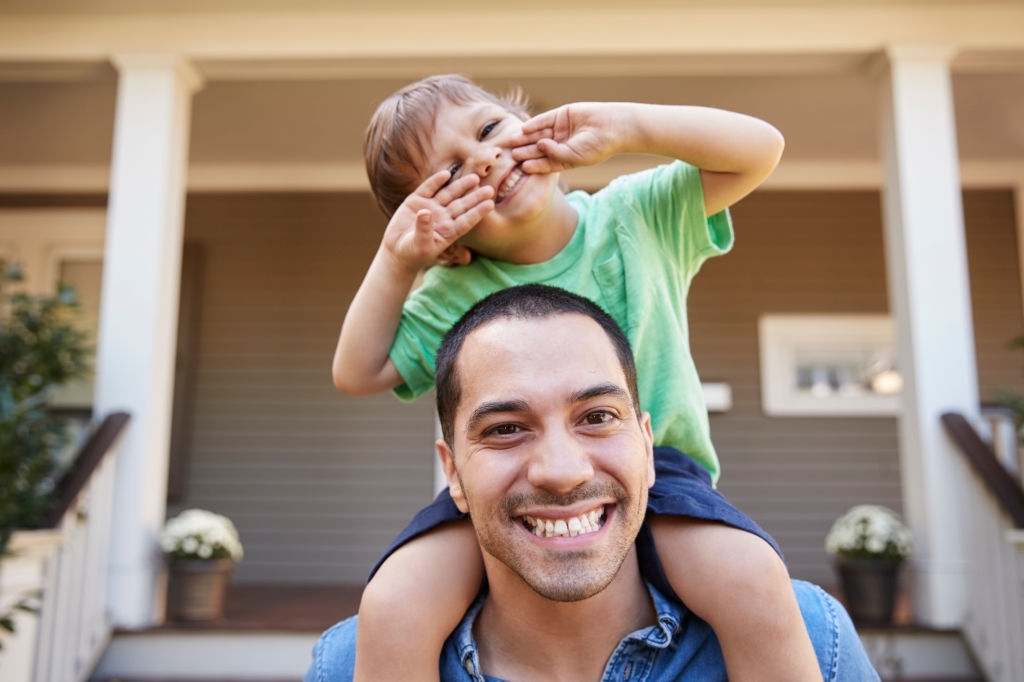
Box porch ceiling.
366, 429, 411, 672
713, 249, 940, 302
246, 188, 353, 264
1, 67, 1022, 169
0, 1, 1022, 191
0, 0, 995, 13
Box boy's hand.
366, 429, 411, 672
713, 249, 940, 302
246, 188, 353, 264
383, 170, 493, 272
511, 103, 624, 173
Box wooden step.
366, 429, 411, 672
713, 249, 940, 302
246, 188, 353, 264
91, 584, 983, 682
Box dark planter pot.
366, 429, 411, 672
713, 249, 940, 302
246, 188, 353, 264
836, 557, 901, 625
166, 558, 235, 622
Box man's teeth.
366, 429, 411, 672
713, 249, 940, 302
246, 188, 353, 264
496, 169, 523, 202
522, 509, 604, 538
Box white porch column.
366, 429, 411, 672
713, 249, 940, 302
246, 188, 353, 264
878, 45, 975, 627
94, 54, 203, 628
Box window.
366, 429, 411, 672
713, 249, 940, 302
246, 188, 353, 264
758, 314, 901, 416
50, 257, 103, 408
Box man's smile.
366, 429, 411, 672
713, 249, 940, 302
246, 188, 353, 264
520, 507, 607, 538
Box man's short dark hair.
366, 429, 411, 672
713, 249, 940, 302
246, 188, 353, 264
435, 284, 639, 447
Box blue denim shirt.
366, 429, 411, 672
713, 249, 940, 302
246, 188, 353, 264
304, 579, 879, 682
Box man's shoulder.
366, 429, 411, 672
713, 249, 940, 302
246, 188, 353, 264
304, 616, 357, 682
304, 614, 472, 682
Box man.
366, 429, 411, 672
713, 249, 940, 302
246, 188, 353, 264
306, 284, 879, 681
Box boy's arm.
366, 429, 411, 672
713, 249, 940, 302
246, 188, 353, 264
331, 247, 418, 395
511, 102, 784, 216
332, 171, 494, 395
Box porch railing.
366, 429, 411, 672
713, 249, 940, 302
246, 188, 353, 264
941, 411, 1024, 682
30, 411, 130, 682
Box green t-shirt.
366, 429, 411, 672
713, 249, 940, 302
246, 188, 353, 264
389, 161, 733, 482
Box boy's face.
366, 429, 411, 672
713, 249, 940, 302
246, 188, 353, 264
415, 99, 565, 263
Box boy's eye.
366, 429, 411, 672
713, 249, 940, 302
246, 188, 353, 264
441, 163, 462, 188
480, 120, 499, 140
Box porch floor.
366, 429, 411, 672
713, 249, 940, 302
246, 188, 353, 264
158, 583, 364, 632
105, 583, 979, 682
152, 582, 913, 632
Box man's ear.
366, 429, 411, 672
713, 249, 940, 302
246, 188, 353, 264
437, 438, 469, 513
640, 411, 655, 490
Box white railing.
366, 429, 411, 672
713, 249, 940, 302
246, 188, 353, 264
978, 406, 1024, 489
0, 412, 129, 682
961, 490, 1024, 681
943, 412, 1024, 682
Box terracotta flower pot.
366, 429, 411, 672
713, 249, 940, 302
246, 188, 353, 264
836, 557, 901, 625
166, 558, 235, 622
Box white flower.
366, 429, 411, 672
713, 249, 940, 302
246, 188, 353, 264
160, 508, 244, 562
825, 504, 913, 562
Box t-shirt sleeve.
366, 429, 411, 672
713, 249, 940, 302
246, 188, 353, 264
388, 267, 484, 402
618, 161, 733, 281
389, 292, 449, 401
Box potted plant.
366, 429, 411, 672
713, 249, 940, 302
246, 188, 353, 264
0, 263, 90, 654
825, 504, 913, 625
160, 508, 244, 622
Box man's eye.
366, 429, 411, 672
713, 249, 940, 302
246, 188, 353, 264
584, 411, 616, 425
480, 120, 499, 140
484, 423, 520, 437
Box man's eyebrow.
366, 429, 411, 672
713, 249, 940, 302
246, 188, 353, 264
465, 399, 530, 433
463, 384, 631, 432
570, 383, 632, 405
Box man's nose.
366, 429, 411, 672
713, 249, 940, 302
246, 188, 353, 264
468, 145, 501, 177
526, 431, 595, 494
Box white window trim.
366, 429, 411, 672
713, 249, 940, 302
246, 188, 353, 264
758, 313, 901, 417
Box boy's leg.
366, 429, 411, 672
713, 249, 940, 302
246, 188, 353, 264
649, 515, 822, 682
644, 446, 821, 682
354, 492, 483, 682
355, 520, 482, 682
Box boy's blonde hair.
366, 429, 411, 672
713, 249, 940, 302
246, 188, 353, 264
363, 74, 531, 218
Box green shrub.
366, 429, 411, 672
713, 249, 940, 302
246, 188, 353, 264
0, 263, 91, 557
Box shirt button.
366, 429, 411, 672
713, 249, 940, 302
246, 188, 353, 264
464, 658, 474, 674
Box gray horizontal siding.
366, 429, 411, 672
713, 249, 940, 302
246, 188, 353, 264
694, 189, 1020, 587
177, 193, 435, 584
173, 188, 1022, 590
965, 191, 1024, 401
693, 191, 898, 587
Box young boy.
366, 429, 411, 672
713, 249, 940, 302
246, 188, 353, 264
333, 74, 821, 682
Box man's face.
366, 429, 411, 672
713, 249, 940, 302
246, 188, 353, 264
437, 313, 655, 601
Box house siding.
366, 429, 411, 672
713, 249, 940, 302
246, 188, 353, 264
694, 190, 900, 586
165, 188, 1021, 587
178, 193, 436, 584
694, 189, 1022, 586
965, 190, 1024, 400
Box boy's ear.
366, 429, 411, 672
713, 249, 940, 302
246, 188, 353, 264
437, 439, 469, 513
436, 243, 473, 267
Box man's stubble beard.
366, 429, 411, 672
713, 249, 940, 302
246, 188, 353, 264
463, 475, 646, 602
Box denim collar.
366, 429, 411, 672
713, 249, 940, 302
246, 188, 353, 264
453, 582, 683, 682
